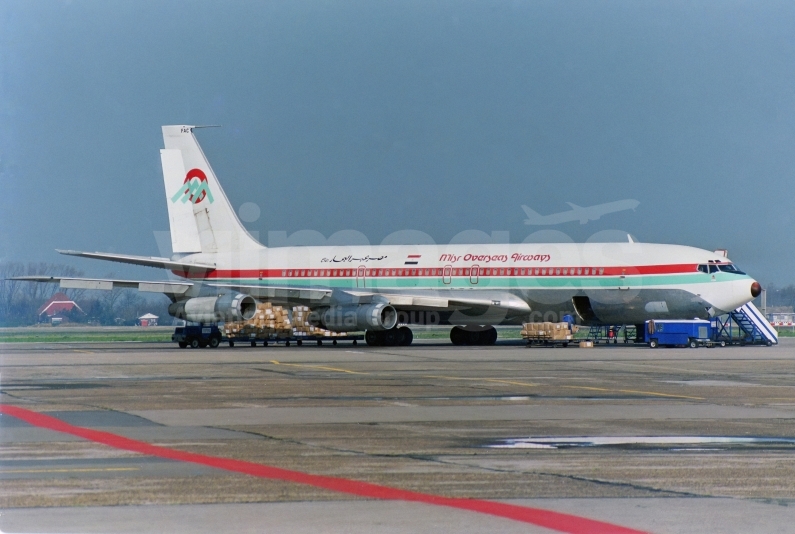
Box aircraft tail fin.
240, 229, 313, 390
161, 125, 264, 255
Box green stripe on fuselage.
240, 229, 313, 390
203, 272, 748, 289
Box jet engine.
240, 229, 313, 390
313, 303, 398, 332
168, 293, 257, 324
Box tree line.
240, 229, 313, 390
0, 261, 171, 327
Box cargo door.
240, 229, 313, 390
571, 296, 598, 323
356, 265, 366, 288
469, 264, 479, 285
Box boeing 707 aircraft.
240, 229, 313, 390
15, 126, 761, 346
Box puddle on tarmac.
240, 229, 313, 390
664, 380, 762, 387
489, 436, 795, 450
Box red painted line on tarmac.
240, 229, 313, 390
0, 405, 648, 534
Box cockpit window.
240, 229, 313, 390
709, 264, 719, 274
697, 265, 708, 274
718, 264, 746, 275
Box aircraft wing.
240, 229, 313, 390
208, 282, 531, 317
348, 288, 531, 324
11, 276, 193, 298
56, 250, 216, 273
205, 282, 334, 303
357, 289, 531, 315
13, 276, 530, 319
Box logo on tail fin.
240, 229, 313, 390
170, 169, 215, 205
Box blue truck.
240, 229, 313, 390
172, 325, 223, 348
644, 320, 716, 348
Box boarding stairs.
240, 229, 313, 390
713, 302, 778, 346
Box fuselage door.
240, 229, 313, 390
469, 264, 479, 285
357, 265, 366, 288
443, 265, 452, 285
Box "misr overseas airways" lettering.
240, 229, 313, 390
438, 253, 551, 263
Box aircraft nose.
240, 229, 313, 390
751, 281, 762, 298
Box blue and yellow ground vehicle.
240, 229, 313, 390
644, 320, 714, 348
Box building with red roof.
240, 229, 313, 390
37, 292, 85, 323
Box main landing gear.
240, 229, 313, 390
450, 326, 498, 346
365, 326, 414, 347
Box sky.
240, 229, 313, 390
1, 1, 794, 284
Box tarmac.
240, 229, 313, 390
2, 337, 795, 533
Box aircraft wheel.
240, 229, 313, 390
190, 338, 200, 349
398, 326, 413, 346
178, 342, 188, 349
365, 330, 382, 347
485, 326, 498, 345
209, 337, 220, 348
466, 329, 483, 345
384, 328, 401, 346
649, 339, 658, 348
450, 327, 466, 346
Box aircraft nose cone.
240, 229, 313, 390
751, 282, 762, 298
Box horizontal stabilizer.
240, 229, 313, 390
56, 250, 215, 273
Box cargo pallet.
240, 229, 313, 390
224, 334, 364, 348
521, 322, 574, 347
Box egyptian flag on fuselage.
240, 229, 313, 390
404, 254, 421, 265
